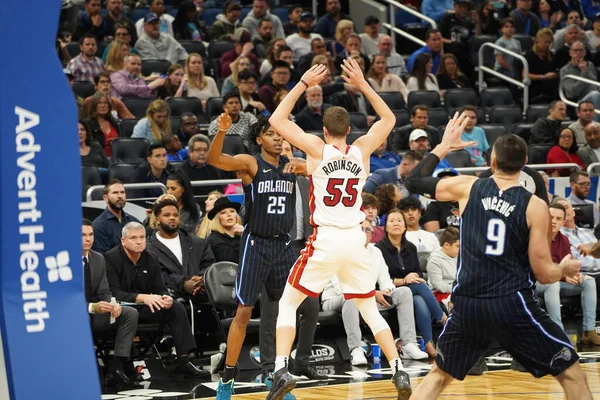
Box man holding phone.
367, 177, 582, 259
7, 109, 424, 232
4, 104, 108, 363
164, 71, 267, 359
321, 222, 429, 366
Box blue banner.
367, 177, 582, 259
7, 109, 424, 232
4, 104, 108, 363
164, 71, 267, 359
0, 1, 101, 398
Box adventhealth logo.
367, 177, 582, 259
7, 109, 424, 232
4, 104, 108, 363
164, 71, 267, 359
45, 251, 72, 283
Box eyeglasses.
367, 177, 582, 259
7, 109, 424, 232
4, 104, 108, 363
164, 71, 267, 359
559, 134, 573, 139
571, 48, 585, 52
315, 45, 325, 49
240, 80, 257, 85
575, 182, 591, 187
273, 71, 290, 76
98, 80, 111, 84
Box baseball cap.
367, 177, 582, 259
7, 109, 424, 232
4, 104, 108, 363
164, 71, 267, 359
433, 168, 459, 178
233, 27, 251, 44
300, 12, 315, 21
409, 129, 428, 142
364, 16, 380, 26
144, 12, 160, 23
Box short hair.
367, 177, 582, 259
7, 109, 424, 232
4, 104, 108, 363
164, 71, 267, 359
94, 71, 111, 85
402, 150, 425, 163
460, 105, 477, 114
323, 106, 350, 137
79, 33, 97, 46
153, 196, 180, 217
492, 134, 527, 174
271, 60, 291, 72
311, 37, 324, 47
569, 170, 589, 183
147, 142, 166, 157
289, 4, 303, 14
114, 21, 131, 33
439, 227, 459, 246
258, 18, 272, 28
223, 92, 241, 104
548, 202, 566, 218
500, 17, 515, 28
121, 221, 145, 238
124, 53, 140, 63
362, 192, 379, 209
238, 68, 258, 81
275, 45, 293, 58
187, 133, 210, 152
224, 1, 242, 13
83, 219, 93, 227
425, 28, 440, 41
578, 100, 595, 111
397, 196, 422, 211
411, 104, 429, 116
344, 33, 361, 44
179, 112, 196, 122
103, 179, 123, 195
549, 100, 564, 111
249, 114, 272, 145
565, 23, 580, 32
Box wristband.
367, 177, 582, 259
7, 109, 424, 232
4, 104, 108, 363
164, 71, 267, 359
92, 303, 96, 313
300, 79, 309, 89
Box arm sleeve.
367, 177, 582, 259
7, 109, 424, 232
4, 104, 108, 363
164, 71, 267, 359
363, 171, 385, 193
131, 119, 148, 139
111, 73, 156, 98
134, 38, 157, 60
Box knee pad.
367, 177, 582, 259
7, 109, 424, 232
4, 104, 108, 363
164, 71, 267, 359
354, 297, 390, 336
276, 284, 307, 329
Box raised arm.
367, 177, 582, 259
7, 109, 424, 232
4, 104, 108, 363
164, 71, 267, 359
269, 65, 328, 159
206, 110, 257, 183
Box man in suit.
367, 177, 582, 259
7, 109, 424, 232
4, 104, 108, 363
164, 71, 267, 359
577, 122, 600, 167
83, 219, 140, 387
105, 221, 208, 378
257, 141, 324, 381
146, 197, 216, 301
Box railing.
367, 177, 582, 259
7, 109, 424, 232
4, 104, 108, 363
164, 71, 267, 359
587, 162, 600, 175
478, 42, 530, 114
380, 0, 436, 49
455, 163, 582, 174
86, 182, 167, 202
190, 179, 241, 187
559, 75, 600, 115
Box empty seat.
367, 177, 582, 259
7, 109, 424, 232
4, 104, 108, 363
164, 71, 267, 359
118, 119, 139, 138
111, 138, 150, 163
72, 80, 96, 99
513, 34, 534, 53
428, 108, 449, 128
200, 7, 221, 26
82, 165, 102, 201
513, 123, 534, 142
207, 40, 235, 60
121, 97, 153, 119
394, 110, 410, 127
479, 124, 507, 147
488, 105, 523, 131
527, 145, 552, 164
470, 35, 497, 68
407, 91, 441, 111
108, 163, 137, 183
205, 97, 224, 122
349, 112, 368, 129
443, 88, 478, 109
179, 40, 206, 58
141, 59, 171, 76
480, 88, 514, 108
222, 135, 247, 155
445, 150, 473, 168
347, 130, 368, 144
368, 91, 406, 112
526, 104, 550, 123
167, 97, 203, 117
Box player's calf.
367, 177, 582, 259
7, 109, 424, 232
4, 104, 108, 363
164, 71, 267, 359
556, 362, 593, 400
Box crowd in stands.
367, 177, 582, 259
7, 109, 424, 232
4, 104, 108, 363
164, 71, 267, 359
66, 0, 600, 385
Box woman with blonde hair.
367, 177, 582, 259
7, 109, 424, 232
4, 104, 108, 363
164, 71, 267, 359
105, 39, 131, 73
367, 54, 408, 102
329, 19, 354, 56
185, 53, 219, 107
524, 27, 559, 103
196, 191, 224, 239
206, 197, 243, 263
260, 38, 286, 78
132, 99, 172, 143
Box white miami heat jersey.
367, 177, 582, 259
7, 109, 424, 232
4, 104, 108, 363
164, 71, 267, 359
310, 144, 367, 228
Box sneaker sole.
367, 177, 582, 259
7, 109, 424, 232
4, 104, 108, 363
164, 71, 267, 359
397, 387, 412, 400
266, 380, 296, 400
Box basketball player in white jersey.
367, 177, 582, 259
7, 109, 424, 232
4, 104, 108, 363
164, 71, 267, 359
265, 60, 412, 400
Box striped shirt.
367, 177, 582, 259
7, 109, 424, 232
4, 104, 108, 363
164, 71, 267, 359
66, 54, 105, 83
560, 226, 600, 277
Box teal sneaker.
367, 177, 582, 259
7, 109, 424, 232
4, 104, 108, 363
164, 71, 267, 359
265, 374, 296, 400
216, 378, 234, 400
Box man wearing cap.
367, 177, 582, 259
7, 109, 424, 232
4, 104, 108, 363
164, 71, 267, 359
135, 13, 188, 65
134, 0, 174, 38
243, 0, 285, 39
66, 34, 106, 83
220, 27, 261, 78
360, 16, 383, 57
438, 0, 475, 76
286, 13, 323, 62
391, 105, 440, 152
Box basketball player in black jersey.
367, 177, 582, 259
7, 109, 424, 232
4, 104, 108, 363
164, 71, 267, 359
207, 110, 313, 400
405, 113, 592, 400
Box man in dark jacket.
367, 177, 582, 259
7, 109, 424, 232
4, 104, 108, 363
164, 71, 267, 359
529, 100, 567, 145
105, 221, 208, 378
295, 86, 331, 132
131, 143, 175, 198
146, 197, 215, 300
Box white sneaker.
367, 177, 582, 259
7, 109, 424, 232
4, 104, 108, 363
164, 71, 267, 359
402, 342, 429, 360
350, 347, 368, 366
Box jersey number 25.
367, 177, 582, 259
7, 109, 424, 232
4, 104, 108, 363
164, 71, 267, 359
323, 178, 359, 207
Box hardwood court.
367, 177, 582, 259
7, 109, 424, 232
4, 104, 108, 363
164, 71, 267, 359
215, 363, 600, 400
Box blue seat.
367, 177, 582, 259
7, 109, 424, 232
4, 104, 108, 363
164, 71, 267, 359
272, 7, 290, 23
131, 7, 149, 23
201, 7, 221, 26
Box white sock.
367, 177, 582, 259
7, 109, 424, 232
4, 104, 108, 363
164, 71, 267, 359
274, 356, 289, 373
390, 357, 403, 374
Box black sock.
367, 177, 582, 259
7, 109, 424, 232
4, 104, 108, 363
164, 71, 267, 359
110, 356, 125, 372
124, 360, 137, 376
223, 364, 237, 382
177, 355, 189, 368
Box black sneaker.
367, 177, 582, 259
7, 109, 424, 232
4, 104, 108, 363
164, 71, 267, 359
511, 359, 527, 373
467, 357, 488, 376
265, 368, 296, 400
392, 370, 412, 400
291, 364, 328, 380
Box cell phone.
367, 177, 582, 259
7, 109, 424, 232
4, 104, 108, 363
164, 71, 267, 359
383, 294, 393, 304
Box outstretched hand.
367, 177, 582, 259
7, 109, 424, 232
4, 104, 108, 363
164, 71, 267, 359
440, 112, 478, 151
340, 57, 367, 88
217, 109, 232, 132
300, 64, 328, 88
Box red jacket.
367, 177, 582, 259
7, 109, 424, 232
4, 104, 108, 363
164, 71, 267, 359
551, 231, 571, 264
546, 145, 586, 177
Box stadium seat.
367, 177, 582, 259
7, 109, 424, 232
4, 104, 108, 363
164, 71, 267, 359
526, 104, 550, 123
179, 40, 206, 58
443, 88, 478, 109
200, 7, 221, 26
131, 7, 149, 22
513, 123, 533, 143
527, 145, 552, 164
72, 80, 95, 99
108, 162, 137, 183
407, 91, 441, 111
272, 7, 290, 22
331, 91, 359, 112
211, 57, 222, 79
66, 42, 81, 58
394, 110, 410, 127
141, 59, 171, 76
222, 135, 247, 155
513, 34, 534, 53
418, 252, 430, 280
349, 112, 368, 129
121, 97, 153, 119
170, 117, 180, 136
241, 6, 252, 21
478, 124, 507, 147
170, 160, 183, 170
480, 87, 514, 108
111, 138, 150, 163
470, 35, 497, 68
488, 105, 523, 131
118, 118, 139, 138
347, 130, 368, 144
428, 108, 449, 128
378, 91, 407, 111
167, 97, 203, 117
205, 96, 224, 122
445, 150, 473, 168
448, 107, 486, 123
208, 40, 235, 60
82, 165, 102, 201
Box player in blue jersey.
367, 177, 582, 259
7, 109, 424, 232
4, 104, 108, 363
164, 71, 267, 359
405, 114, 591, 400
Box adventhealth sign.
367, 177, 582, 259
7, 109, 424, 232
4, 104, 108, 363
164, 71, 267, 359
0, 1, 101, 398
